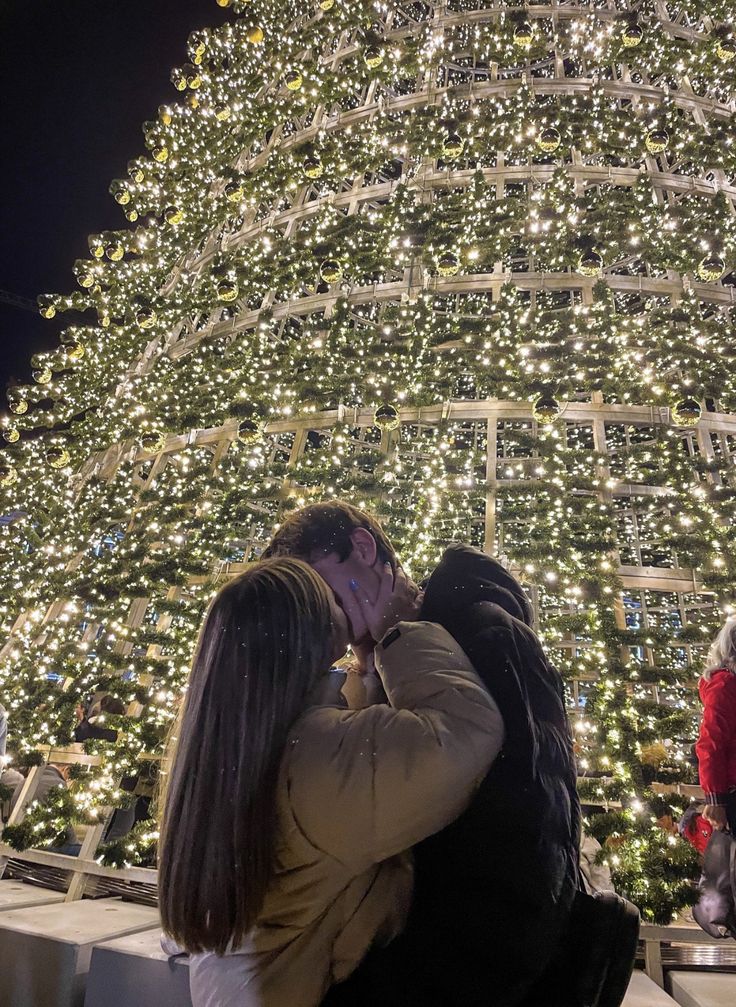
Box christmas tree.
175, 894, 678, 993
2, 0, 736, 922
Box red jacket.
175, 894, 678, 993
696, 668, 736, 804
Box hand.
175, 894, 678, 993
347, 563, 421, 643
703, 804, 729, 831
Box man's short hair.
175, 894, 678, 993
263, 501, 397, 567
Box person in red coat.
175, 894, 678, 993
696, 620, 736, 833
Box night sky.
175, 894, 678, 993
0, 1, 230, 394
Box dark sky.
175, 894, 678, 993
0, 0, 230, 393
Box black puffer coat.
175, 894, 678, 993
323, 544, 581, 1007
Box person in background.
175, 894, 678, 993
74, 693, 125, 743
0, 703, 25, 821
696, 619, 736, 833
158, 557, 503, 1007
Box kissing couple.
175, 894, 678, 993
159, 501, 638, 1007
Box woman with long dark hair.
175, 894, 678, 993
697, 618, 736, 833
158, 557, 503, 1007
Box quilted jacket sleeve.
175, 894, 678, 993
696, 670, 736, 804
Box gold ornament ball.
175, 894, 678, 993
187, 72, 203, 90
374, 404, 400, 432
303, 155, 323, 179
237, 418, 262, 445
158, 105, 173, 125
9, 398, 28, 415
537, 126, 561, 153
114, 186, 132, 205
697, 254, 726, 282
513, 22, 534, 48
38, 298, 56, 320
285, 70, 303, 91
645, 128, 669, 154
125, 207, 139, 222
216, 0, 232, 7
140, 431, 167, 453
621, 22, 643, 48
33, 368, 53, 385
136, 307, 157, 329
672, 398, 701, 427
442, 132, 465, 158
246, 26, 264, 44
218, 279, 240, 302
89, 238, 105, 259
3, 428, 20, 444
64, 341, 85, 362
152, 145, 169, 164
106, 241, 125, 261
128, 163, 145, 183
363, 46, 384, 68
716, 38, 736, 62
47, 447, 71, 469
0, 462, 18, 487
187, 94, 200, 109
225, 181, 245, 202
533, 396, 561, 423
318, 0, 334, 9
165, 206, 184, 225
578, 249, 603, 277
215, 104, 231, 121
437, 251, 460, 276
320, 258, 343, 283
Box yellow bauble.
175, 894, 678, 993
318, 0, 334, 8
9, 398, 28, 415
513, 22, 534, 47
114, 187, 131, 205
285, 70, 303, 91
363, 46, 384, 68
645, 128, 669, 154
187, 72, 203, 90
319, 258, 343, 283
442, 132, 464, 158
215, 104, 231, 121
672, 398, 701, 427
237, 418, 262, 444
64, 341, 85, 361
136, 307, 157, 329
33, 368, 52, 385
578, 249, 603, 276
38, 297, 56, 319
374, 404, 400, 432
106, 242, 124, 261
158, 105, 173, 125
303, 155, 323, 179
697, 254, 726, 282
129, 164, 145, 183
216, 0, 232, 7
537, 126, 561, 153
716, 38, 736, 62
125, 208, 139, 222
621, 22, 643, 47
0, 462, 18, 487
152, 145, 169, 163
437, 251, 460, 276
187, 94, 200, 109
164, 206, 184, 224
3, 428, 20, 444
246, 26, 264, 44
225, 181, 245, 202
218, 279, 240, 302
533, 396, 560, 423
139, 431, 167, 453
89, 238, 105, 259
47, 447, 71, 469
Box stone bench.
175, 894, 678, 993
0, 879, 65, 911
84, 927, 191, 1007
0, 897, 159, 1007
624, 970, 679, 1005
668, 971, 736, 1007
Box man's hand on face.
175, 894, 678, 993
342, 562, 422, 644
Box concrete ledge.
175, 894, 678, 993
624, 970, 678, 1005
0, 898, 159, 1007
84, 927, 191, 1007
0, 880, 65, 912
668, 971, 736, 1007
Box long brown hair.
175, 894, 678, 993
158, 558, 335, 955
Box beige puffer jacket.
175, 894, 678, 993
186, 621, 504, 1007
